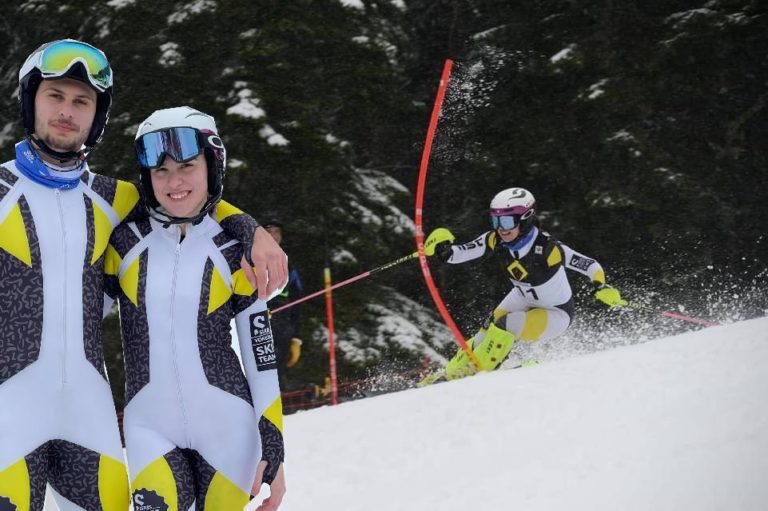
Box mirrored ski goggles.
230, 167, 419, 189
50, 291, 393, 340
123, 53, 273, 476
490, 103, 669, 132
38, 40, 112, 92
136, 127, 203, 169
490, 208, 533, 230
490, 215, 520, 230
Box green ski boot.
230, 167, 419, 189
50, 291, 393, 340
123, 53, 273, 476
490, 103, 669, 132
472, 323, 516, 371
444, 338, 478, 380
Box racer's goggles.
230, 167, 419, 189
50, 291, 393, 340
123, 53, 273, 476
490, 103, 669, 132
37, 40, 112, 92
136, 127, 203, 169
490, 215, 520, 230
489, 207, 534, 231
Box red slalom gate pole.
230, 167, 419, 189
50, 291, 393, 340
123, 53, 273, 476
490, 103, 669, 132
627, 301, 718, 327
659, 310, 717, 327
413, 59, 482, 371
323, 266, 338, 406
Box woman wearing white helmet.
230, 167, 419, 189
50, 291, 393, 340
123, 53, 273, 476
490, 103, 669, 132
423, 187, 626, 381
105, 107, 286, 510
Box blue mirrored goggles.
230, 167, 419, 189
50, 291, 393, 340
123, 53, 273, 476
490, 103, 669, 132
136, 127, 203, 169
39, 40, 112, 92
490, 214, 520, 230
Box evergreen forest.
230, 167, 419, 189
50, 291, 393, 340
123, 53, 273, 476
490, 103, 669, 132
1, 0, 765, 409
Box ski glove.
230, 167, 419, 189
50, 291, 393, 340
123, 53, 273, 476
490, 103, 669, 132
424, 228, 455, 262
286, 338, 302, 367
593, 284, 628, 308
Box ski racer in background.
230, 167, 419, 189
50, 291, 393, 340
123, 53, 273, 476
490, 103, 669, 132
0, 40, 286, 510
105, 107, 286, 510
260, 212, 304, 390
422, 187, 627, 382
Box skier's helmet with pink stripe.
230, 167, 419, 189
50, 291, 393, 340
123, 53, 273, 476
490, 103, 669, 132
489, 187, 536, 234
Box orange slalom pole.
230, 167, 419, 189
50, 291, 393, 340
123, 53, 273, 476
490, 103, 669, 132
414, 59, 482, 371
324, 266, 338, 405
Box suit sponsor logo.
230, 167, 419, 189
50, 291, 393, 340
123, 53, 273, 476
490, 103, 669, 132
250, 311, 277, 371
458, 238, 484, 251
569, 254, 595, 271
133, 489, 168, 511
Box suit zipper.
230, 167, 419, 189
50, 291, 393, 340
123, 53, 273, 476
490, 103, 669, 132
56, 190, 68, 385
169, 234, 191, 445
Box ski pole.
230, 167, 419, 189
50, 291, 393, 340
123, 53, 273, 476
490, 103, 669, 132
626, 301, 718, 327
270, 252, 420, 315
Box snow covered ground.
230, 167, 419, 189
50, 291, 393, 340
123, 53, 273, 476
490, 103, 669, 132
269, 315, 768, 511
45, 315, 768, 510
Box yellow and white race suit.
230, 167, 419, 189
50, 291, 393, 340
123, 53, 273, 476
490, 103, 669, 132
105, 213, 284, 510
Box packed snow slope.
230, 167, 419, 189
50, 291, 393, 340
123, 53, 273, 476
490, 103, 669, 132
272, 316, 768, 511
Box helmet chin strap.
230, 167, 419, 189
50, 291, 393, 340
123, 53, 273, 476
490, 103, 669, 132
148, 192, 222, 229
30, 136, 87, 164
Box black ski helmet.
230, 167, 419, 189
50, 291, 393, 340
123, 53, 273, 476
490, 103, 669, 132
259, 211, 283, 229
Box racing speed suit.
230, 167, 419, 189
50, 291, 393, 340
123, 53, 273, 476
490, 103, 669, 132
105, 212, 284, 510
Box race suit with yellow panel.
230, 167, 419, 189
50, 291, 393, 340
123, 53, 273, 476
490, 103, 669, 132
445, 226, 605, 343
104, 213, 284, 510
0, 149, 262, 511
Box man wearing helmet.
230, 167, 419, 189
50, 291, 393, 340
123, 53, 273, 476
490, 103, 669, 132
423, 187, 626, 382
0, 40, 286, 510
259, 212, 304, 389
105, 107, 285, 510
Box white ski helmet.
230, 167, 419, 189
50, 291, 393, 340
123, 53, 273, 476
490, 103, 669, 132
489, 187, 537, 234
134, 106, 226, 223
18, 39, 114, 155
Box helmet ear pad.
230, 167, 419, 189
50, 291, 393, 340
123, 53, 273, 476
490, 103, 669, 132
19, 72, 42, 138
86, 92, 111, 147
139, 166, 160, 209
520, 211, 537, 234
200, 131, 225, 203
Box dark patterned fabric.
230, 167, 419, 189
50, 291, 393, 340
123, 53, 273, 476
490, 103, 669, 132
185, 449, 217, 507
0, 442, 106, 511
211, 231, 229, 248
120, 250, 151, 405
0, 496, 17, 511
135, 218, 152, 238
163, 448, 195, 510
88, 173, 117, 205
0, 196, 43, 385
48, 440, 102, 510
259, 417, 284, 485
0, 166, 18, 203
24, 443, 49, 511
196, 259, 252, 404
81, 196, 107, 379
0, 166, 18, 186
218, 213, 256, 263
109, 221, 141, 259
108, 223, 152, 405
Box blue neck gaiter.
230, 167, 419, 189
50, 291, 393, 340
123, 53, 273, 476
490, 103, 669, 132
15, 139, 85, 190
500, 226, 537, 252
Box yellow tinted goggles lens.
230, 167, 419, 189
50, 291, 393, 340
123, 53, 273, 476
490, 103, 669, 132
39, 40, 112, 91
